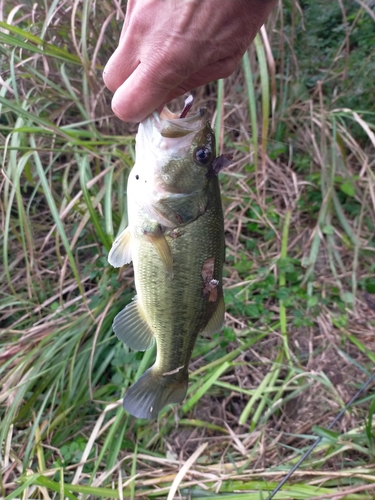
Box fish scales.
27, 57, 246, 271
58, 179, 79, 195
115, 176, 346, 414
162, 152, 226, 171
134, 176, 224, 375
108, 100, 227, 419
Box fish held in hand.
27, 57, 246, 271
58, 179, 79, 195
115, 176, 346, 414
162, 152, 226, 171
109, 97, 228, 419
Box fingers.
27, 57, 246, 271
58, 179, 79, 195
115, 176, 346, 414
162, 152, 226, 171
110, 59, 186, 122
103, 0, 150, 93
103, 0, 278, 123
103, 40, 139, 93
108, 53, 242, 123
159, 57, 243, 115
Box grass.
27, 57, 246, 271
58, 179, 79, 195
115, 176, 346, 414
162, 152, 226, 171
1, 0, 375, 499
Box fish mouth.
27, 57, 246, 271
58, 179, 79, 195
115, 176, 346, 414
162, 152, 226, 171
155, 96, 207, 138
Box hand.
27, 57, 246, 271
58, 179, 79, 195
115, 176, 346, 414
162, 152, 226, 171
103, 0, 277, 123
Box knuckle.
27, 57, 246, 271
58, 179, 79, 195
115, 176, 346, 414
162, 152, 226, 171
217, 57, 240, 79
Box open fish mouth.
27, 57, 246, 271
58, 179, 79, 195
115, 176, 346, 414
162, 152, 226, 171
155, 96, 207, 138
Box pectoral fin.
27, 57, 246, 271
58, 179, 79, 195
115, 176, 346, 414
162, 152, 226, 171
201, 296, 225, 337
146, 227, 173, 277
108, 227, 132, 267
113, 296, 154, 351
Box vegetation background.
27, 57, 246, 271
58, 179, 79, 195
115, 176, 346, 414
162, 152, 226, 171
1, 0, 375, 498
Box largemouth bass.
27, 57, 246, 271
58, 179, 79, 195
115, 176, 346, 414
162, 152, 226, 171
108, 97, 229, 419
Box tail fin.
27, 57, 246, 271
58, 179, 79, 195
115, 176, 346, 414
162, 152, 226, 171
123, 367, 188, 419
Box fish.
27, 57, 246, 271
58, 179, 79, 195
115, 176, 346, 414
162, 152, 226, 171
108, 97, 230, 419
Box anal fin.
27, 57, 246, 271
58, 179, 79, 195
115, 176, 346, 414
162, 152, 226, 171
108, 226, 132, 267
201, 296, 225, 337
113, 296, 154, 351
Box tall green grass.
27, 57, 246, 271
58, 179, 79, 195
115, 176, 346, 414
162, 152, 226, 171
1, 1, 375, 499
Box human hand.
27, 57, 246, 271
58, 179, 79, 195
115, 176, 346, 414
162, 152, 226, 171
103, 0, 277, 122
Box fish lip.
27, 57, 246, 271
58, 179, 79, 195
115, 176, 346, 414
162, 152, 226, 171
152, 106, 207, 138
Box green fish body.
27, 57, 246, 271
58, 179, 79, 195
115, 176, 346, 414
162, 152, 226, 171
109, 103, 226, 419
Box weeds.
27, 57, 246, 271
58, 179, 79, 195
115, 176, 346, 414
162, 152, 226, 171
1, 0, 375, 499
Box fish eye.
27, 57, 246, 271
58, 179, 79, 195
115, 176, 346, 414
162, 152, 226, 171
194, 146, 212, 165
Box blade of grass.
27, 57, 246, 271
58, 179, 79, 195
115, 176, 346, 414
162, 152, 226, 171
78, 154, 112, 251
254, 33, 269, 196
242, 50, 258, 172
214, 78, 224, 155
0, 21, 81, 63
31, 138, 85, 296
239, 351, 283, 428
279, 209, 292, 363
181, 361, 230, 414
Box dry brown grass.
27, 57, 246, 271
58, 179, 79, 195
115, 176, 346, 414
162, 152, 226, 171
1, 0, 375, 498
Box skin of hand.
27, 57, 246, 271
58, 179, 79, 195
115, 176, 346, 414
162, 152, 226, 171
103, 0, 277, 123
